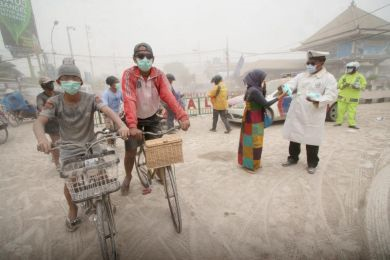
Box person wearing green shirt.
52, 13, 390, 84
335, 62, 366, 129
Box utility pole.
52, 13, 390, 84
85, 25, 95, 78
226, 37, 230, 79
50, 20, 59, 67
192, 42, 202, 82
66, 26, 75, 58
26, 55, 36, 79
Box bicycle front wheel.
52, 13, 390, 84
95, 196, 118, 260
135, 147, 152, 188
164, 166, 182, 233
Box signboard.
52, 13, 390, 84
184, 97, 213, 116
0, 0, 41, 57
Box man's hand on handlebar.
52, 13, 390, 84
179, 119, 190, 131
117, 125, 131, 140
37, 138, 51, 154
129, 127, 143, 140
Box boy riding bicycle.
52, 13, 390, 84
121, 43, 190, 195
33, 58, 130, 231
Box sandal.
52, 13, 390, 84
65, 217, 82, 232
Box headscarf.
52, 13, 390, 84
243, 69, 267, 98
243, 69, 267, 88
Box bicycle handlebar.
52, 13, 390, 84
143, 126, 181, 136
50, 132, 121, 151
49, 125, 180, 151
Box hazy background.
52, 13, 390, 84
1, 0, 390, 87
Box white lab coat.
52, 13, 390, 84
282, 68, 338, 146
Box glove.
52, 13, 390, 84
282, 84, 292, 97
340, 83, 348, 90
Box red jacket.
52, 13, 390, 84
121, 66, 189, 128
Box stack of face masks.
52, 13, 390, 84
306, 92, 321, 101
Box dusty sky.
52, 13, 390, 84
1, 0, 390, 78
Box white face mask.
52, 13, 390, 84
346, 68, 355, 74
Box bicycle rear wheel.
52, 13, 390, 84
135, 147, 152, 188
95, 196, 118, 260
0, 128, 8, 144
164, 166, 182, 233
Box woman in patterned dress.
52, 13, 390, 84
238, 69, 285, 171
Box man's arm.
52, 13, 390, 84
337, 75, 347, 89
121, 69, 138, 128
33, 115, 50, 153
285, 74, 300, 94
36, 95, 44, 112
100, 106, 126, 130
317, 75, 338, 108
93, 95, 130, 138
34, 97, 58, 152
360, 74, 367, 90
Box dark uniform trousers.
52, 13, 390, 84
288, 141, 319, 168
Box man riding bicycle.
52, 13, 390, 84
120, 43, 190, 195
33, 58, 130, 231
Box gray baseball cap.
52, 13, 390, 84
39, 76, 53, 85
57, 57, 82, 80
133, 42, 153, 57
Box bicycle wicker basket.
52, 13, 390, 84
144, 134, 183, 169
60, 150, 120, 203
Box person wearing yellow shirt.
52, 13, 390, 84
335, 62, 366, 129
208, 75, 231, 133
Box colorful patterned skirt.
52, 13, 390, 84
238, 102, 264, 171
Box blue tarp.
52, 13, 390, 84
1, 92, 29, 111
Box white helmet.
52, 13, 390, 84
346, 61, 359, 74
346, 61, 360, 69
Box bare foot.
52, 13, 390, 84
142, 187, 152, 195
121, 176, 131, 196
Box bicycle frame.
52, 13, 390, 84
134, 126, 183, 233
52, 132, 122, 259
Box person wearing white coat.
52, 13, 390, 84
281, 50, 338, 174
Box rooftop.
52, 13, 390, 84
296, 2, 390, 50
